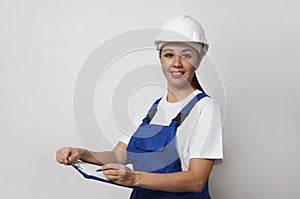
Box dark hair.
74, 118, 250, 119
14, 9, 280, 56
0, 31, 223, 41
159, 48, 206, 93
191, 73, 205, 93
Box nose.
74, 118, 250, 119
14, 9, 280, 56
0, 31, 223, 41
172, 54, 183, 68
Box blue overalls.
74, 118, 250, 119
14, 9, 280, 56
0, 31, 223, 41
127, 92, 211, 199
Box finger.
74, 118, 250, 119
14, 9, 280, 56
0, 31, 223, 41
104, 169, 134, 186
103, 169, 121, 176
67, 151, 79, 163
102, 163, 124, 171
61, 147, 72, 164
56, 149, 61, 163
105, 175, 121, 182
56, 148, 65, 164
103, 170, 126, 183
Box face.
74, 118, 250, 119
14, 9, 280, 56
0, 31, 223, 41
160, 42, 201, 90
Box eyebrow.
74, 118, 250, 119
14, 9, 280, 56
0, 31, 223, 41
181, 49, 193, 53
162, 48, 194, 53
162, 48, 175, 52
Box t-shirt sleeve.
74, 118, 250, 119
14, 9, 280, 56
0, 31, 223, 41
119, 135, 130, 145
189, 98, 223, 164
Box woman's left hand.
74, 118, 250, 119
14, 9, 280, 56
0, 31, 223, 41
102, 163, 137, 187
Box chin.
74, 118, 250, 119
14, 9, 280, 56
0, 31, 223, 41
168, 82, 191, 90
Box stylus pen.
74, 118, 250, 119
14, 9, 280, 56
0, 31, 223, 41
96, 159, 137, 172
96, 168, 103, 172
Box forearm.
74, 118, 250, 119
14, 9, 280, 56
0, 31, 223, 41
102, 159, 213, 191
80, 150, 118, 165
134, 171, 206, 192
133, 159, 214, 192
80, 142, 128, 166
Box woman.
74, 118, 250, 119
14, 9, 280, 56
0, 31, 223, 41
56, 15, 223, 199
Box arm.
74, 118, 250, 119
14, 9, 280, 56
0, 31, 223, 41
56, 141, 128, 166
103, 158, 214, 192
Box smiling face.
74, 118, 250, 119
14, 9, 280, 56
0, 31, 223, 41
160, 42, 201, 91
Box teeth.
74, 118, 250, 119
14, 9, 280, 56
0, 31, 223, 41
171, 72, 183, 75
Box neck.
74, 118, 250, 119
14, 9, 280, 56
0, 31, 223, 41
167, 86, 196, 103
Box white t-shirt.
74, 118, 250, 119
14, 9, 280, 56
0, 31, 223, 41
120, 90, 223, 171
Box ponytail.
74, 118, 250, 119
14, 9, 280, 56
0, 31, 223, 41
191, 73, 205, 93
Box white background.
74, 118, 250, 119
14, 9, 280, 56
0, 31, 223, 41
1, 0, 299, 198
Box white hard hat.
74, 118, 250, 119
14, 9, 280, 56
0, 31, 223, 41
154, 15, 209, 57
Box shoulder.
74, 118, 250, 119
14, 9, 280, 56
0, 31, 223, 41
195, 95, 221, 114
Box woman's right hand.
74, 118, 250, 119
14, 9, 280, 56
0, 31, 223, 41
56, 147, 85, 165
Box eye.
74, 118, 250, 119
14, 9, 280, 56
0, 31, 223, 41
181, 54, 192, 59
164, 53, 174, 58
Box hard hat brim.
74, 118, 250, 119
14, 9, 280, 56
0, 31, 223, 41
154, 40, 208, 57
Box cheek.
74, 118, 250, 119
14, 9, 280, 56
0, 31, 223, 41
160, 63, 168, 75
160, 59, 170, 78
160, 57, 167, 65
184, 58, 199, 69
182, 61, 198, 72
160, 58, 168, 70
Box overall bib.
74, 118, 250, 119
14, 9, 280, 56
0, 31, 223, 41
127, 92, 211, 199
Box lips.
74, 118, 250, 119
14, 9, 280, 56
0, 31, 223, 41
170, 71, 185, 78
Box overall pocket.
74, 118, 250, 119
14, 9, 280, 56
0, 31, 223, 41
134, 135, 168, 152
132, 124, 174, 152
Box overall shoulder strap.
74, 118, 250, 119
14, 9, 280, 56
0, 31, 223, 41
171, 92, 209, 127
142, 97, 162, 124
